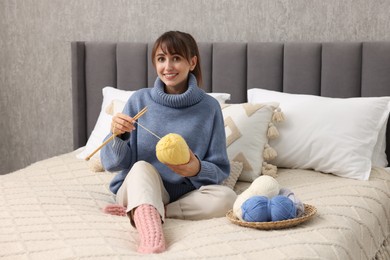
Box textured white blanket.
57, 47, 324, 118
1, 151, 390, 259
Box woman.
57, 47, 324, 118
101, 31, 236, 254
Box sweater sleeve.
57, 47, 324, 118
100, 134, 133, 172
188, 106, 230, 188
100, 98, 137, 172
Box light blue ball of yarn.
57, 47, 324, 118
241, 196, 270, 222
269, 195, 297, 221
241, 195, 297, 222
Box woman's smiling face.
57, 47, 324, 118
154, 46, 197, 94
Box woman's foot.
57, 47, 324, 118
133, 204, 166, 254
103, 204, 127, 216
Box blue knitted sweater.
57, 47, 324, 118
100, 74, 230, 202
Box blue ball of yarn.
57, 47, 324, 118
241, 195, 297, 222
241, 196, 270, 222
269, 195, 297, 221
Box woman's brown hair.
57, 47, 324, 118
151, 31, 203, 87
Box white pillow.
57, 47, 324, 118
76, 87, 135, 160
221, 102, 281, 182
248, 88, 390, 180
249, 89, 389, 168
207, 93, 231, 104
372, 121, 388, 167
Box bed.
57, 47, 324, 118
1, 41, 390, 259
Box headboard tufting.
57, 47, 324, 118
71, 41, 390, 161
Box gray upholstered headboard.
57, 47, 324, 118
71, 41, 390, 162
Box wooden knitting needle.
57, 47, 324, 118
84, 107, 148, 161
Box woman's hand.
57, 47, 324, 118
166, 150, 200, 177
111, 113, 136, 136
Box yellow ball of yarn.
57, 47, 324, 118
156, 133, 190, 165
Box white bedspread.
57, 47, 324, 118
1, 151, 390, 259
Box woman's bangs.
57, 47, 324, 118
159, 37, 187, 58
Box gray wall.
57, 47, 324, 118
1, 0, 390, 174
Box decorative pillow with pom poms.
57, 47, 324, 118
221, 102, 284, 182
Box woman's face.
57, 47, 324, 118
154, 46, 197, 94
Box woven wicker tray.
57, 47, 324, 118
226, 204, 317, 230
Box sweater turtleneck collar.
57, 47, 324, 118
151, 73, 205, 108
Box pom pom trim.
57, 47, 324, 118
262, 162, 278, 178
272, 107, 285, 123
267, 122, 279, 139
263, 144, 277, 161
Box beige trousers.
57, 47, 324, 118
115, 161, 237, 225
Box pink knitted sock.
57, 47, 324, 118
102, 204, 126, 216
133, 204, 166, 254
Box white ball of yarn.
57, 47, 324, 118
233, 175, 280, 220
